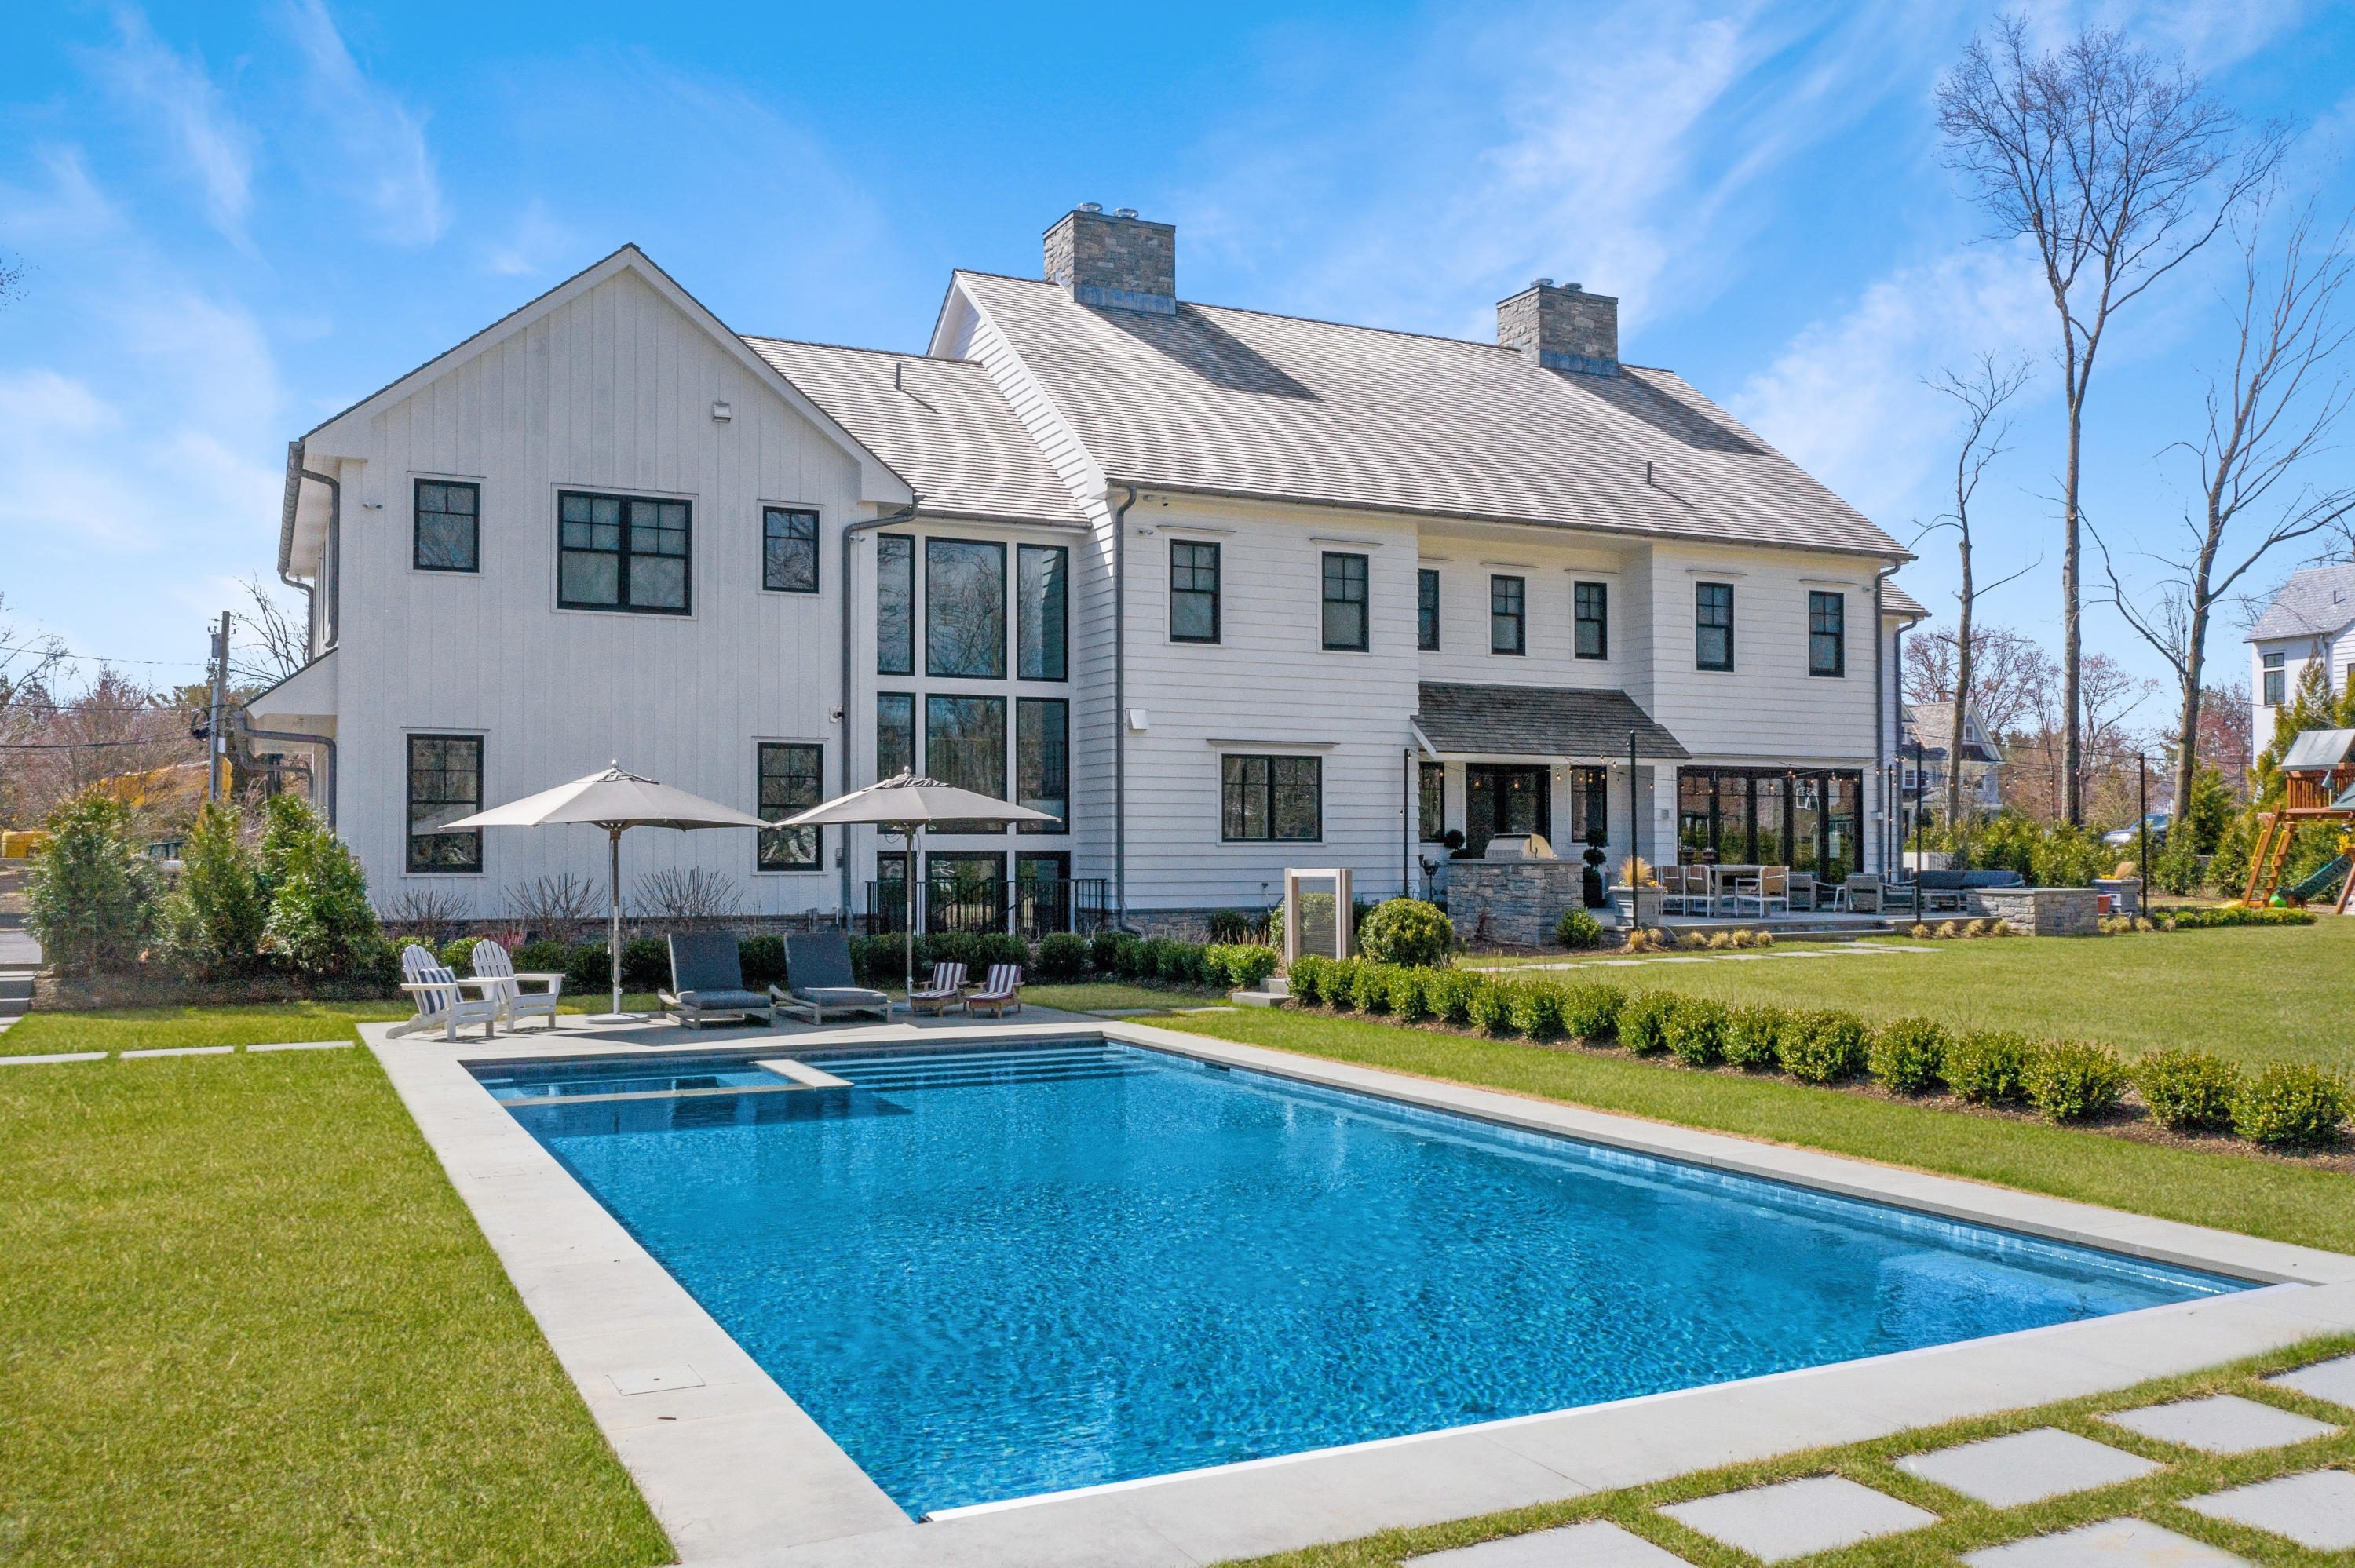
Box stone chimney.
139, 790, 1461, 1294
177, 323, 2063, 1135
1496, 279, 1618, 377
1044, 205, 1177, 315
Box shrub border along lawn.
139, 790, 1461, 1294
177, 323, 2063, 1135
1214, 1335, 2355, 1568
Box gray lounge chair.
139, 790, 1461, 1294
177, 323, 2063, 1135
771, 930, 892, 1024
659, 932, 775, 1028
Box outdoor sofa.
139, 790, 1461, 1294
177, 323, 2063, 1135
770, 931, 893, 1024
658, 932, 775, 1028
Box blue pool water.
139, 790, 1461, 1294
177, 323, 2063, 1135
494, 1039, 2244, 1518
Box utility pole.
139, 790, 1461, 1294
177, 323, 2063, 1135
206, 611, 231, 802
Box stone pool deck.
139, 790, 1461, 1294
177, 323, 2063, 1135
363, 1015, 2355, 1568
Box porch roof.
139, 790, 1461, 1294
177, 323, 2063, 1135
1415, 683, 1689, 761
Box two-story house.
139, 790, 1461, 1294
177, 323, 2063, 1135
253, 206, 1919, 935
2248, 563, 2355, 755
1896, 704, 2005, 838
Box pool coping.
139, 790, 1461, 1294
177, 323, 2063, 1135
362, 1017, 2355, 1568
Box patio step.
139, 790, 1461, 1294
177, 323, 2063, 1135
0, 972, 32, 1019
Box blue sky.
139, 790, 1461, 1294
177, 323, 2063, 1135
5, 1, 2353, 710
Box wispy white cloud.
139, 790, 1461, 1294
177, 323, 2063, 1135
283, 0, 447, 244
482, 196, 575, 277
81, 6, 256, 242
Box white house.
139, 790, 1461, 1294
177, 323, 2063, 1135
2248, 563, 2355, 753
254, 206, 1922, 935
1896, 703, 2006, 835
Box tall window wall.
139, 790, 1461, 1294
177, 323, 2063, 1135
1677, 768, 1863, 881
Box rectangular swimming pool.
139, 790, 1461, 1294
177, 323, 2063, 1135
487, 1037, 2247, 1519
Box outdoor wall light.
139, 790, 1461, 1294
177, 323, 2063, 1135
711, 400, 733, 421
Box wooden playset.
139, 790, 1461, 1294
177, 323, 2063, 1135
2242, 727, 2355, 911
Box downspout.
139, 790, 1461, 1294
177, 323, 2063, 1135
237, 719, 338, 831
301, 464, 343, 651
1107, 484, 1140, 935
1872, 562, 1901, 876
838, 496, 924, 920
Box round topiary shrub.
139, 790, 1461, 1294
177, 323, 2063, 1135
1554, 908, 1606, 950
1869, 1017, 1948, 1095
1357, 898, 1454, 967
1944, 1030, 2035, 1105
1506, 980, 1565, 1037
1617, 990, 1678, 1055
2025, 1041, 2130, 1122
1780, 1010, 1869, 1084
1723, 1005, 1785, 1070
2134, 1049, 2241, 1132
1558, 981, 1624, 1041
1466, 975, 1515, 1034
2233, 1066, 2350, 1147
1663, 996, 1729, 1067
1036, 931, 1090, 982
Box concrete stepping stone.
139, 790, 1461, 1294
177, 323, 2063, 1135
1896, 1428, 2163, 1508
2265, 1354, 2355, 1412
1660, 1475, 1938, 1562
1963, 1518, 2248, 1568
2180, 1469, 2355, 1552
2100, 1395, 2339, 1454
1408, 1519, 1692, 1567
119, 1045, 236, 1059
0, 1051, 106, 1066
246, 1040, 355, 1052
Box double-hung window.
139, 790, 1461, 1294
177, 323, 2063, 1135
1017, 544, 1067, 680
558, 490, 690, 613
763, 507, 818, 593
876, 535, 914, 675
1490, 575, 1525, 655
1418, 568, 1440, 650
756, 743, 823, 870
1808, 591, 1845, 676
926, 539, 1006, 679
1017, 697, 1069, 833
1221, 755, 1321, 841
406, 735, 482, 873
1321, 552, 1369, 651
1696, 582, 1734, 671
1574, 581, 1607, 659
414, 480, 479, 572
1171, 541, 1220, 643
2262, 651, 2285, 706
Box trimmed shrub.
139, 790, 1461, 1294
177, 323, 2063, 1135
439, 935, 491, 971
737, 935, 786, 990
564, 940, 610, 994
1945, 1030, 2035, 1105
1349, 961, 1395, 1014
1558, 982, 1623, 1041
1506, 980, 1565, 1037
1113, 936, 1155, 980
1869, 1017, 1948, 1095
1466, 975, 1514, 1034
2164, 906, 2316, 930
1037, 932, 1090, 982
1554, 908, 1606, 949
1288, 953, 1332, 1006
1357, 898, 1453, 967
1090, 929, 1126, 972
1723, 1005, 1785, 1070
851, 933, 926, 987
1779, 1010, 1869, 1084
622, 936, 667, 994
2134, 1049, 2242, 1132
2233, 1066, 2349, 1147
1387, 965, 1432, 1020
1617, 990, 1678, 1056
1156, 939, 1207, 986
1663, 996, 1729, 1067
1427, 970, 1482, 1026
257, 796, 394, 984
2025, 1041, 2130, 1122
513, 938, 567, 978
1324, 958, 1367, 1012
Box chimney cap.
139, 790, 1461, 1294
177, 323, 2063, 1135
1114, 207, 1139, 218
1078, 202, 1103, 213
1533, 278, 1553, 288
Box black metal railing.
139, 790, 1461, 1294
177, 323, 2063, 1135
862, 877, 1112, 938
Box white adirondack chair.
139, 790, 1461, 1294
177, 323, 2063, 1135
471, 939, 564, 1032
389, 943, 502, 1041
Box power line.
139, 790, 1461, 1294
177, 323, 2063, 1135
0, 737, 201, 751
0, 641, 210, 670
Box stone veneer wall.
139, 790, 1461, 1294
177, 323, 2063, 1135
1967, 888, 2099, 937
1447, 862, 1588, 947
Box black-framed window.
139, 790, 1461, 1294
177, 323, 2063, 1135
757, 742, 823, 870
1419, 761, 1445, 841
1321, 552, 1369, 651
926, 538, 1006, 679
1575, 580, 1607, 660
763, 507, 818, 593
1171, 541, 1220, 643
877, 535, 914, 675
1808, 590, 1845, 676
414, 480, 479, 572
1221, 754, 1321, 841
1017, 697, 1068, 835
926, 695, 1006, 833
1418, 568, 1440, 651
406, 735, 482, 873
2262, 651, 2285, 706
1017, 544, 1068, 681
1568, 764, 1608, 844
1696, 582, 1734, 671
558, 490, 689, 613
876, 693, 915, 781
1490, 574, 1525, 655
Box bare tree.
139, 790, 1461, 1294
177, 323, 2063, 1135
503, 872, 603, 942
633, 867, 743, 920
2100, 197, 2355, 831
381, 888, 473, 946
1921, 352, 2036, 829
1938, 17, 2282, 824
228, 578, 309, 687
1905, 624, 2054, 740
0, 246, 22, 308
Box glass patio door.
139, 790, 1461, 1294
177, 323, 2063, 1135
1464, 765, 1551, 858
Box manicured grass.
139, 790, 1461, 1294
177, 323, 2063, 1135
0, 1047, 670, 1567
1215, 1335, 2355, 1568
2, 1001, 411, 1054
1028, 980, 1230, 1012
1152, 1009, 2355, 1256
1472, 920, 2355, 1069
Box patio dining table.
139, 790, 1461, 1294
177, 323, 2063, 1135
1684, 863, 1762, 916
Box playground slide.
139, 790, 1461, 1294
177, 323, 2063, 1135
2283, 853, 2351, 904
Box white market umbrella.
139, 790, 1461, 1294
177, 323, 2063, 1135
781, 772, 1054, 1006
442, 763, 774, 1020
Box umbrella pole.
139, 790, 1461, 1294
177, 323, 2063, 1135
608, 826, 624, 1018
904, 822, 918, 1012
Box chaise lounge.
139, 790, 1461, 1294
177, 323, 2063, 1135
658, 931, 776, 1029
770, 930, 893, 1025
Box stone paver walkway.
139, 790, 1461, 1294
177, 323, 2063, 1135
1408, 1519, 1690, 1567
2100, 1395, 2340, 1454
1962, 1518, 2248, 1568
1659, 1475, 1938, 1562
1897, 1428, 2163, 1508
2179, 1469, 2355, 1551
2266, 1353, 2355, 1411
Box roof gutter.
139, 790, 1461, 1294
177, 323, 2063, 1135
839, 496, 923, 917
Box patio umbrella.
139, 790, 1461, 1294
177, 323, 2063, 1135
780, 772, 1054, 1007
441, 763, 774, 1020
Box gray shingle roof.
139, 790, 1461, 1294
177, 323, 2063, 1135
743, 337, 1083, 524
1415, 684, 1689, 760
1900, 706, 2000, 765
1883, 581, 1930, 620
955, 272, 1905, 559
2248, 563, 2355, 644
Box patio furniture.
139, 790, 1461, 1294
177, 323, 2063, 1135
389, 943, 502, 1041
1787, 871, 1818, 912
1915, 870, 1971, 914
1659, 863, 1692, 915
1732, 865, 1790, 918
770, 930, 892, 1024
965, 963, 1024, 1018
1837, 873, 1882, 913
471, 938, 564, 1031
659, 932, 775, 1029
908, 961, 968, 1016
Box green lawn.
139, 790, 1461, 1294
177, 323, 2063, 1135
2, 1001, 411, 1054
1471, 921, 2355, 1070
0, 1046, 670, 1567
1152, 1008, 2355, 1256
1218, 1335, 2355, 1568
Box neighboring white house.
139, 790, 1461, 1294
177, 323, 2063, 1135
254, 207, 1922, 934
2248, 563, 2355, 756
1896, 704, 2005, 837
